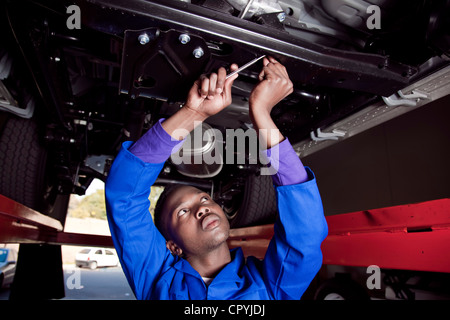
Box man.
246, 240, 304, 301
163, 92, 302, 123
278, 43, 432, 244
105, 57, 328, 300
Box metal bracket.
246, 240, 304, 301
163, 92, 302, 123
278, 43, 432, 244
119, 28, 210, 102
0, 80, 35, 119
310, 128, 346, 141
382, 90, 428, 107
84, 155, 113, 175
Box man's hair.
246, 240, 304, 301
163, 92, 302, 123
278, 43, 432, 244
153, 183, 185, 239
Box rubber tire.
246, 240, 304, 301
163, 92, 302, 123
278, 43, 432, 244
1, 115, 69, 300
89, 261, 98, 270
229, 174, 277, 228
0, 115, 47, 211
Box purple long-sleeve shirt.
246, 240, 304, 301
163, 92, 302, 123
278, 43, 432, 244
129, 118, 308, 185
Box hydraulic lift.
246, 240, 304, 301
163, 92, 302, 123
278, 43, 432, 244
1, 193, 449, 299
229, 198, 450, 274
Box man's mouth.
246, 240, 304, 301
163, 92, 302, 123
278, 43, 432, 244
201, 214, 220, 231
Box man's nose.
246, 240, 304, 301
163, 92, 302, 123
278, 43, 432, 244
196, 206, 210, 219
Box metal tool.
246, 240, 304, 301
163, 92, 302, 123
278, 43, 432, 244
226, 55, 266, 79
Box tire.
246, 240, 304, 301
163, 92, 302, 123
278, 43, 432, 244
89, 261, 98, 270
0, 115, 69, 221
315, 278, 370, 300
225, 174, 277, 228
0, 115, 47, 210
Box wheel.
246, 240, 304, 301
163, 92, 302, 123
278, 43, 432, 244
89, 261, 98, 270
223, 173, 277, 228
0, 115, 69, 219
0, 115, 69, 299
315, 278, 370, 300
0, 115, 47, 210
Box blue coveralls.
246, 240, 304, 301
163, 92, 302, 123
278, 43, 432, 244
105, 141, 328, 300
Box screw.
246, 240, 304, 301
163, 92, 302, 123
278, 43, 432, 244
277, 12, 286, 22
179, 34, 191, 44
138, 33, 150, 45
193, 47, 204, 58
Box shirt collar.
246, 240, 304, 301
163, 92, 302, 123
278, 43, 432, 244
212, 248, 245, 284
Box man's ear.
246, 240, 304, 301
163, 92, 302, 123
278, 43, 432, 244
166, 240, 183, 257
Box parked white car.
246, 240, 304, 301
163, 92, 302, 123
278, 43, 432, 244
75, 248, 119, 270
0, 248, 17, 288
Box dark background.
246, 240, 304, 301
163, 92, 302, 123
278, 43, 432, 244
303, 94, 450, 216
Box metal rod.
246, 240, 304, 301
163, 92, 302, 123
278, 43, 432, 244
226, 55, 266, 79
238, 0, 254, 19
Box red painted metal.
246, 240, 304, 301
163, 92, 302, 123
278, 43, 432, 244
229, 198, 450, 273
321, 198, 450, 273
0, 194, 63, 231
1, 192, 449, 272
325, 198, 450, 235
228, 224, 273, 260
321, 227, 450, 273
0, 194, 113, 247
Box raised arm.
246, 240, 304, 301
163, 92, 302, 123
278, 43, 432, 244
248, 56, 293, 149
105, 65, 239, 299
248, 57, 328, 299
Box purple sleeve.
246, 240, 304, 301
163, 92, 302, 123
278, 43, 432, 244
129, 119, 307, 185
128, 118, 185, 164
264, 138, 309, 186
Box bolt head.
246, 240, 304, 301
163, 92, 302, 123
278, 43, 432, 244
277, 12, 286, 22
179, 34, 191, 44
138, 33, 150, 45
193, 47, 204, 58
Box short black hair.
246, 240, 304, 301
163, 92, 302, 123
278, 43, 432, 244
153, 183, 185, 239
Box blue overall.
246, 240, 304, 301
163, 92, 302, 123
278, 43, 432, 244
105, 141, 328, 300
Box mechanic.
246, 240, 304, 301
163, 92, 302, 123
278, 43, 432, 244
105, 57, 328, 300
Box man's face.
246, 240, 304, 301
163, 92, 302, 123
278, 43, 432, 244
161, 186, 230, 257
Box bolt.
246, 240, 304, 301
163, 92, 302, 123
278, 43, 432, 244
277, 12, 286, 22
193, 47, 204, 58
138, 33, 150, 45
179, 34, 191, 44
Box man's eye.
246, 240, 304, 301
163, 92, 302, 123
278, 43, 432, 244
201, 196, 209, 203
177, 209, 188, 217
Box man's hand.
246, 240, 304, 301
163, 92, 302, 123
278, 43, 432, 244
248, 57, 293, 149
249, 56, 293, 114
162, 64, 239, 140
185, 64, 239, 119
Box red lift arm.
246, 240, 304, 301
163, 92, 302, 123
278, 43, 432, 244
1, 194, 449, 273
321, 198, 450, 273
228, 198, 450, 273
0, 194, 113, 247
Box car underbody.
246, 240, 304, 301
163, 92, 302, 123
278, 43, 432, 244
0, 0, 449, 227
